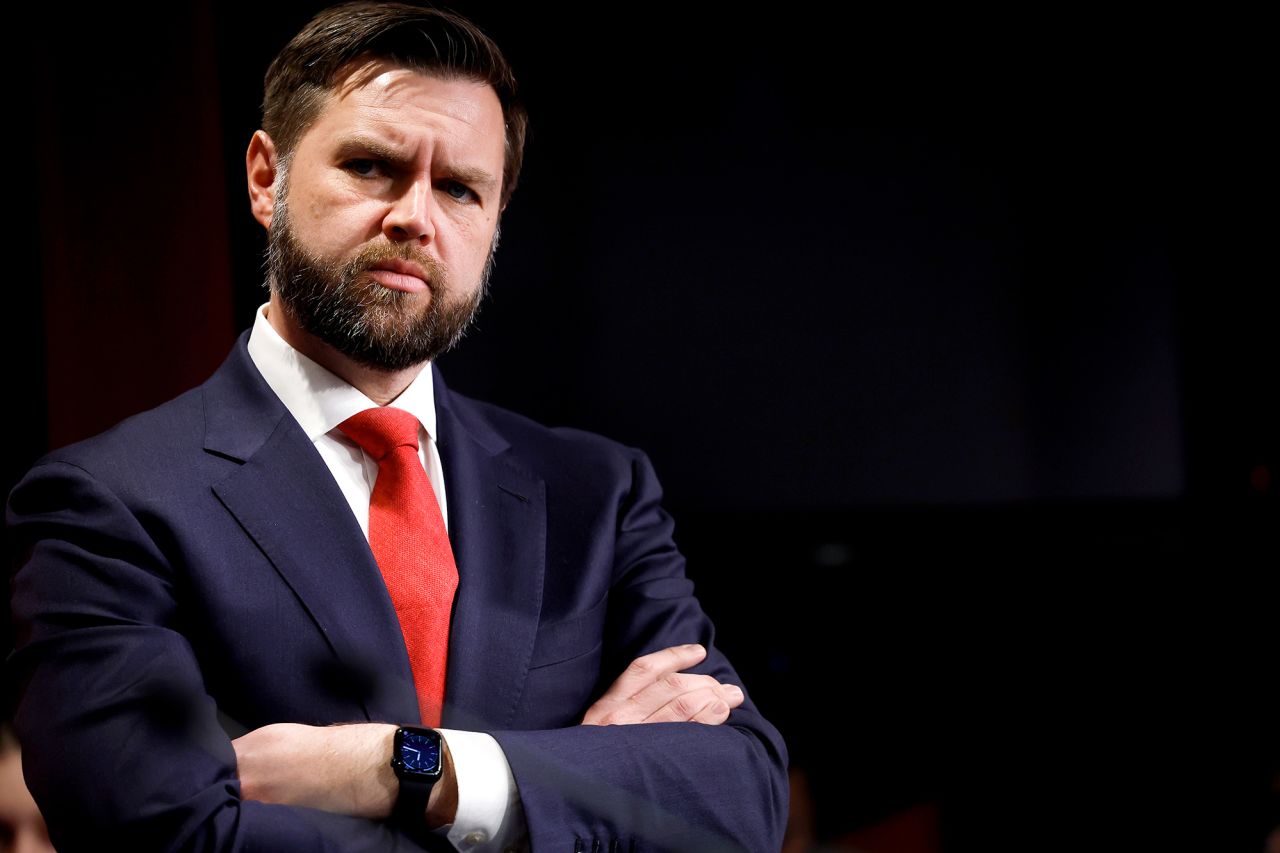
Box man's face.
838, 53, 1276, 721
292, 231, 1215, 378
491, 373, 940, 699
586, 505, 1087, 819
267, 62, 507, 371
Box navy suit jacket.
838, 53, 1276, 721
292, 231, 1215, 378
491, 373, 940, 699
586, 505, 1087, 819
6, 333, 788, 852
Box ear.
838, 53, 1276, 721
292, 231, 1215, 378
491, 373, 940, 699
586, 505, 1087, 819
246, 130, 279, 230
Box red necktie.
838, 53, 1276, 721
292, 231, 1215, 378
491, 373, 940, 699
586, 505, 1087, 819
339, 407, 458, 726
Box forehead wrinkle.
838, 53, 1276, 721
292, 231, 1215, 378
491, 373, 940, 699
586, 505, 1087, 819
326, 94, 459, 154
330, 126, 500, 192
346, 67, 496, 131
326, 97, 484, 164
309, 63, 504, 191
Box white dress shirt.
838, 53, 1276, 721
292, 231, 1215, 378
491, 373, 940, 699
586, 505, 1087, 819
247, 304, 526, 852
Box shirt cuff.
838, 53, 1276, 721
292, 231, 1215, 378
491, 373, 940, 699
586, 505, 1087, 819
434, 728, 527, 852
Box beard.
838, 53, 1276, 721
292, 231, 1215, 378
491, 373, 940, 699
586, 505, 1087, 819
265, 188, 494, 372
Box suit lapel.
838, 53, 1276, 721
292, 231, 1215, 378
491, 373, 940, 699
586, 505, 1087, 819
434, 366, 547, 731
202, 336, 420, 724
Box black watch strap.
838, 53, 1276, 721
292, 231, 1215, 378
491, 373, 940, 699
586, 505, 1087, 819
390, 726, 442, 833
393, 773, 437, 825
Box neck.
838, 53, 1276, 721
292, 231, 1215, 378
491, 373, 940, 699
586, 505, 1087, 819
265, 292, 426, 406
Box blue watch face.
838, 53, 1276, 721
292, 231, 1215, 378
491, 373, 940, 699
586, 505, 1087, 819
399, 730, 441, 774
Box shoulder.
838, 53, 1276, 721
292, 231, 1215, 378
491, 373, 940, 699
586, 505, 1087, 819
30, 386, 206, 482
461, 392, 635, 455
6, 384, 212, 553
437, 379, 656, 490
18, 338, 272, 495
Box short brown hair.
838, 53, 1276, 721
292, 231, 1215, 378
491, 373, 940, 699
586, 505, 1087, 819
262, 1, 527, 208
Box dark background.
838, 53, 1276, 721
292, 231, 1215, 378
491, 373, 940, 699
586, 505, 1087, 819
13, 3, 1276, 851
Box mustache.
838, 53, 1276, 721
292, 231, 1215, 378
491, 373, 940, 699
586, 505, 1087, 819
342, 243, 449, 285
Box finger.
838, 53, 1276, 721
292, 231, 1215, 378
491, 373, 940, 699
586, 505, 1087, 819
582, 679, 743, 726
623, 670, 725, 717
639, 682, 743, 726
584, 670, 721, 725
608, 671, 743, 724
690, 698, 734, 725
641, 685, 732, 724
595, 643, 708, 702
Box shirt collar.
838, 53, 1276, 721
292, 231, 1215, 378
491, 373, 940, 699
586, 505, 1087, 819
246, 302, 438, 442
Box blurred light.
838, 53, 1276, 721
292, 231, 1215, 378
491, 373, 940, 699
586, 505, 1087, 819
1250, 464, 1271, 493
813, 542, 853, 567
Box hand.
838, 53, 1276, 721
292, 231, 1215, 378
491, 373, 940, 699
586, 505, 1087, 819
232, 722, 458, 826
581, 643, 745, 726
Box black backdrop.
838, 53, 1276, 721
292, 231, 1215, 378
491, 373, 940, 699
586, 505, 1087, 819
13, 3, 1276, 851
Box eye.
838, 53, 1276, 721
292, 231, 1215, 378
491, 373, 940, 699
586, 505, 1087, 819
344, 159, 386, 178
441, 180, 478, 203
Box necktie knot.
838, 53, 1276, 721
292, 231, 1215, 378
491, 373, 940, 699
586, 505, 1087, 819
338, 407, 421, 462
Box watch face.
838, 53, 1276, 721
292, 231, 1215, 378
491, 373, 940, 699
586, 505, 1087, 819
396, 728, 441, 776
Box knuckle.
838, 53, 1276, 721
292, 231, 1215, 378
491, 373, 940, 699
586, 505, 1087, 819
628, 657, 657, 677
661, 673, 688, 691
694, 701, 728, 722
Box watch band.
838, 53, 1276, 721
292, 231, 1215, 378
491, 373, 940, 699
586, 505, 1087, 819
393, 772, 437, 826
391, 726, 443, 832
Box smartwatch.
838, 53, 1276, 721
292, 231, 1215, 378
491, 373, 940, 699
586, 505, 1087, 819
390, 726, 443, 830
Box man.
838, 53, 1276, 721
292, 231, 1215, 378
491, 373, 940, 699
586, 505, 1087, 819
6, 3, 787, 851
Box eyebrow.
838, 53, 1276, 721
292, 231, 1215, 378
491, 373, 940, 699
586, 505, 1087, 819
332, 134, 500, 191
448, 165, 500, 192
333, 134, 411, 166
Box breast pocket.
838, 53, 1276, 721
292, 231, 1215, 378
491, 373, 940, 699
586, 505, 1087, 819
520, 595, 610, 727
528, 594, 609, 669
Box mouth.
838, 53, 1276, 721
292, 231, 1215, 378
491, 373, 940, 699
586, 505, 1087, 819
366, 259, 430, 294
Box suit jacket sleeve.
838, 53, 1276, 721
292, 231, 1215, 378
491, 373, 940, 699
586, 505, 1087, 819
5, 458, 444, 853
487, 448, 789, 853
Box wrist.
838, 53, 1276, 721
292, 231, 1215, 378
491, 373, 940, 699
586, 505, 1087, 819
333, 723, 399, 818
389, 726, 457, 830
424, 734, 458, 827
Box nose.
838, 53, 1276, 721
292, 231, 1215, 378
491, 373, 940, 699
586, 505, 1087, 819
383, 176, 436, 245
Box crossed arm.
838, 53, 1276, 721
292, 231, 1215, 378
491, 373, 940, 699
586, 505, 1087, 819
232, 644, 746, 826
9, 446, 786, 851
